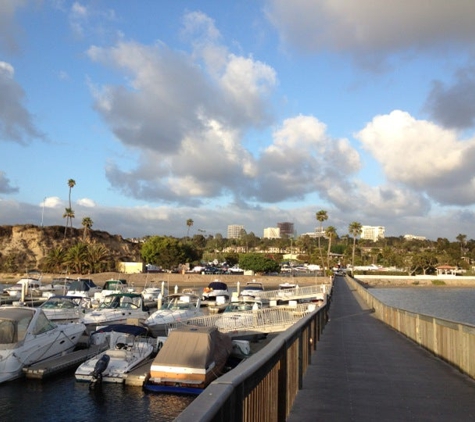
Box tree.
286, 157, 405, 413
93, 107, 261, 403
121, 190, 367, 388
456, 233, 467, 256
316, 210, 328, 272
239, 253, 280, 273
186, 219, 194, 236
348, 221, 362, 272
64, 179, 76, 238
141, 236, 189, 270
43, 246, 65, 273
63, 207, 75, 238
65, 242, 88, 274
325, 226, 337, 272
86, 242, 109, 273
82, 217, 93, 241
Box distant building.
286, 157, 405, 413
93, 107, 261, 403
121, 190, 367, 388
361, 225, 385, 242
227, 224, 244, 239
404, 234, 427, 241
277, 222, 294, 237
263, 227, 281, 239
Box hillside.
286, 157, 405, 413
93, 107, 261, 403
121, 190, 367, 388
0, 224, 141, 272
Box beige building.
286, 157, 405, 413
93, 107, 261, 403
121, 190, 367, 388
227, 224, 244, 239
361, 225, 385, 242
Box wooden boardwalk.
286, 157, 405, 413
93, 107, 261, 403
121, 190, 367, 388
287, 276, 475, 421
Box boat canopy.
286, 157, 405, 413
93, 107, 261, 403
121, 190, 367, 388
91, 324, 148, 337
206, 281, 228, 291
152, 326, 232, 370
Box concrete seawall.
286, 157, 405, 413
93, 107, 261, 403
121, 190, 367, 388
357, 274, 475, 287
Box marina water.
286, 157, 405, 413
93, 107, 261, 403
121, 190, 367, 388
2, 284, 475, 421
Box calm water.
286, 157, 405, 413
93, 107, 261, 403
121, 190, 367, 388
370, 287, 475, 326
2, 284, 475, 420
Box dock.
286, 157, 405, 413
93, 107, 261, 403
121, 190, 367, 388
23, 343, 108, 379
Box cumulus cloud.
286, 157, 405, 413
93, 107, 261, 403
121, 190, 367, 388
251, 115, 360, 203
265, 0, 475, 64
0, 61, 43, 144
77, 198, 96, 207
88, 11, 279, 205
0, 170, 18, 193
356, 110, 475, 205
425, 65, 475, 130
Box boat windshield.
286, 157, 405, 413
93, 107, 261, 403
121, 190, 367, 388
162, 296, 192, 311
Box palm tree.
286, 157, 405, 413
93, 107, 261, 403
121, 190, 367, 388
316, 210, 328, 273
349, 221, 362, 272
87, 242, 110, 273
82, 217, 93, 241
64, 179, 76, 238
186, 219, 194, 237
65, 242, 87, 274
44, 246, 66, 273
325, 226, 337, 272
63, 207, 75, 238
456, 233, 467, 257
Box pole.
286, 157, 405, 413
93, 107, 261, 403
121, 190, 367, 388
41, 197, 46, 228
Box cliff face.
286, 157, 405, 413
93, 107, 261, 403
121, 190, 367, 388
0, 224, 141, 271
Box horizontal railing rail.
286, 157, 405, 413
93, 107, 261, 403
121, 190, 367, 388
176, 297, 330, 421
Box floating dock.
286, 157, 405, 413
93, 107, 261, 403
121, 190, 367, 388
23, 343, 108, 379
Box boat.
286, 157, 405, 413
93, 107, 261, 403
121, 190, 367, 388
201, 280, 230, 303
240, 281, 265, 298
4, 270, 42, 299
143, 293, 204, 337
95, 279, 132, 302
75, 324, 158, 384
144, 325, 233, 395
0, 306, 86, 383
141, 281, 169, 302
215, 298, 263, 333
39, 295, 92, 323
81, 293, 150, 328
40, 277, 75, 298
66, 278, 102, 298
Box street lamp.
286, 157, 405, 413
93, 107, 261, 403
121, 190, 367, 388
41, 197, 46, 228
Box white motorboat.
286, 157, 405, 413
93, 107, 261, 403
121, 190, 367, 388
40, 277, 74, 298
94, 279, 132, 302
0, 306, 86, 383
66, 278, 102, 298
240, 281, 265, 298
75, 324, 157, 384
143, 293, 204, 337
4, 270, 42, 299
202, 280, 230, 303
40, 295, 92, 323
215, 298, 263, 331
141, 281, 169, 302
81, 293, 150, 327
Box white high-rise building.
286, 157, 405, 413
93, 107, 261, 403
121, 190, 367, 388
227, 224, 244, 239
263, 227, 281, 239
361, 226, 385, 242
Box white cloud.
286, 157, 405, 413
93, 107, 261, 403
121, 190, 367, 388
356, 110, 475, 205
77, 198, 96, 207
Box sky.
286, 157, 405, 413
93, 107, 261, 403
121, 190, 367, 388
1, 0, 475, 241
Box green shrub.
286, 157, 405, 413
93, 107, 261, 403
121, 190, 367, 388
431, 279, 446, 286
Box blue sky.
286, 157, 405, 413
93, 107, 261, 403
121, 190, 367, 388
2, 0, 475, 241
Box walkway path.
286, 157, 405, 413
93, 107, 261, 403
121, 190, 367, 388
287, 276, 475, 421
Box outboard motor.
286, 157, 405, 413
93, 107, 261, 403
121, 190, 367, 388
89, 354, 110, 387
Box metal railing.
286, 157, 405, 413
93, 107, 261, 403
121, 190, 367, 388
176, 299, 330, 421
168, 303, 319, 337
